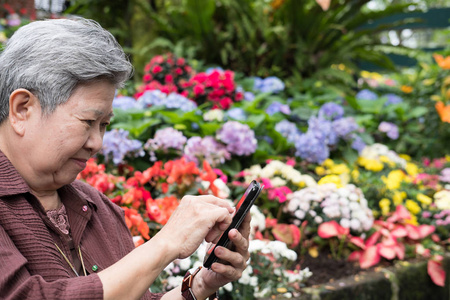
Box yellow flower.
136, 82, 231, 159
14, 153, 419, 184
379, 155, 395, 168
405, 214, 418, 226
277, 287, 288, 294
405, 162, 419, 176
351, 169, 360, 182
339, 173, 350, 186
330, 163, 350, 175
393, 191, 406, 206
358, 157, 384, 172
405, 199, 421, 215
417, 193, 432, 206
379, 198, 391, 215
318, 174, 342, 188
401, 85, 413, 93
315, 166, 327, 176
446, 155, 450, 162
360, 70, 371, 78
323, 159, 334, 168
382, 170, 405, 190
399, 154, 411, 161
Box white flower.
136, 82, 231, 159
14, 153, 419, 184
434, 190, 450, 210
203, 109, 224, 122
238, 266, 258, 286
213, 178, 230, 199
178, 257, 192, 271
338, 197, 349, 206
254, 286, 271, 298
295, 210, 306, 219
350, 218, 361, 231
271, 176, 287, 187
166, 275, 184, 289
222, 282, 233, 292
340, 218, 350, 228
314, 216, 323, 224
250, 206, 266, 237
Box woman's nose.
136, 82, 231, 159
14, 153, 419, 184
85, 128, 104, 155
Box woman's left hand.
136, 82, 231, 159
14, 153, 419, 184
193, 213, 252, 298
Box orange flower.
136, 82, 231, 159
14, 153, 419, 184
435, 101, 450, 123
147, 195, 180, 225
123, 207, 150, 240
271, 0, 284, 9
433, 53, 450, 70
401, 85, 413, 93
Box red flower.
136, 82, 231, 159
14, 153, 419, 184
146, 196, 180, 225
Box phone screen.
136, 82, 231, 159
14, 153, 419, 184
203, 180, 263, 269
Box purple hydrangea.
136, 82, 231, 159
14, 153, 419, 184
244, 91, 255, 101
332, 117, 359, 138
318, 103, 344, 120
294, 132, 330, 163
165, 93, 197, 111
226, 108, 247, 121
183, 136, 231, 166
216, 121, 257, 156
356, 89, 378, 101
137, 90, 166, 107
144, 127, 187, 161
384, 93, 403, 106
205, 67, 224, 74
137, 90, 197, 112
266, 101, 291, 115
113, 96, 140, 110
308, 116, 338, 146
275, 120, 300, 144
253, 76, 285, 94
101, 129, 144, 165
378, 121, 399, 140
350, 134, 366, 153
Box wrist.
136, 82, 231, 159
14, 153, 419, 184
192, 269, 217, 300
182, 267, 218, 300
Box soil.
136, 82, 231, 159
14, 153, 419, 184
298, 252, 383, 287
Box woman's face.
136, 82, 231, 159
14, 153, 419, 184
25, 80, 116, 190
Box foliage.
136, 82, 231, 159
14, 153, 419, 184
71, 0, 418, 91
352, 51, 450, 158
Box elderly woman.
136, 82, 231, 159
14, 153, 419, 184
0, 18, 251, 300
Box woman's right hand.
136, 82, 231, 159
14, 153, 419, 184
157, 195, 234, 259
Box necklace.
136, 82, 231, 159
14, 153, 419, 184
54, 243, 87, 277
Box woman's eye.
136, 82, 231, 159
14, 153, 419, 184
100, 122, 110, 129
84, 120, 95, 126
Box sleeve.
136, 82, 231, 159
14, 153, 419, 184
0, 225, 104, 300
77, 184, 166, 300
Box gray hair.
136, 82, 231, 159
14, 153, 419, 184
0, 17, 133, 124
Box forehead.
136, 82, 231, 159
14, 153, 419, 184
63, 81, 116, 113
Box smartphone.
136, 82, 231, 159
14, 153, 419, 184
203, 180, 264, 269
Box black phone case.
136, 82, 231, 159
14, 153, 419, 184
203, 180, 263, 269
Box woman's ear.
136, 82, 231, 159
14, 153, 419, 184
8, 89, 39, 136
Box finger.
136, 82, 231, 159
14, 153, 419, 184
210, 260, 244, 281
187, 195, 235, 213
237, 213, 252, 240
213, 245, 247, 269
204, 208, 233, 243
228, 229, 249, 258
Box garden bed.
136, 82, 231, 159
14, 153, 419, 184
264, 254, 450, 300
